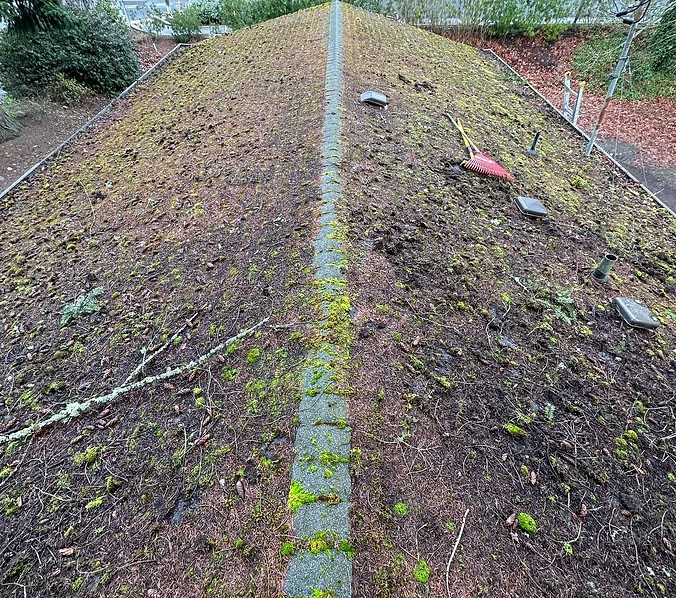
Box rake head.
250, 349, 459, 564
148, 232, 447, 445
462, 152, 515, 182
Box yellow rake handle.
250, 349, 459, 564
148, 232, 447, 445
445, 113, 479, 158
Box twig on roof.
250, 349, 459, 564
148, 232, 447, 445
446, 508, 470, 598
0, 317, 269, 446
124, 312, 199, 384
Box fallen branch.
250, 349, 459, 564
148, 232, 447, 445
0, 317, 269, 445
445, 508, 470, 598
124, 312, 199, 385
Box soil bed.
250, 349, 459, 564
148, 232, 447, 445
342, 7, 675, 597
0, 8, 328, 596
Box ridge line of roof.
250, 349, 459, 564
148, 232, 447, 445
283, 2, 353, 597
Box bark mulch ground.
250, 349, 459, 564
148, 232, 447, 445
342, 7, 675, 598
0, 7, 328, 596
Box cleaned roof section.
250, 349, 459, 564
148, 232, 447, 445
340, 5, 675, 596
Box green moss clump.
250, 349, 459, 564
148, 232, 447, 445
413, 558, 430, 583
221, 367, 239, 381
624, 429, 638, 442
1, 496, 20, 516
288, 480, 317, 513
308, 532, 331, 553
571, 175, 589, 189
0, 467, 13, 480
503, 423, 527, 438
393, 502, 408, 516
105, 476, 122, 493
339, 539, 355, 558
280, 541, 296, 556
518, 512, 537, 534
246, 347, 261, 363
73, 446, 102, 466
85, 496, 104, 510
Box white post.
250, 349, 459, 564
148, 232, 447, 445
563, 72, 572, 119
572, 82, 585, 126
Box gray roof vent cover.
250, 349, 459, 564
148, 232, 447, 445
515, 196, 547, 218
613, 297, 660, 329
360, 91, 388, 107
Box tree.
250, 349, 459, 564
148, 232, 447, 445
0, 0, 68, 32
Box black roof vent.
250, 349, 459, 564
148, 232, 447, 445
613, 297, 660, 329
515, 196, 547, 218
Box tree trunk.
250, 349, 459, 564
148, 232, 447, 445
0, 104, 19, 143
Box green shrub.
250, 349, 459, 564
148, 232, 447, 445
169, 4, 202, 42
0, 103, 19, 142
217, 0, 327, 30
0, 0, 68, 33
651, 1, 676, 74
195, 0, 222, 25
482, 0, 570, 38
47, 73, 90, 104
0, 5, 139, 99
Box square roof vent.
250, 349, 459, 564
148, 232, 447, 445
515, 196, 547, 218
360, 91, 388, 107
613, 297, 660, 329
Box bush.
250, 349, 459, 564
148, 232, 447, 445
482, 0, 571, 38
0, 4, 139, 99
651, 0, 676, 73
0, 103, 20, 142
47, 73, 90, 104
217, 0, 327, 30
572, 28, 676, 99
194, 0, 221, 25
169, 4, 202, 42
217, 0, 253, 29
0, 0, 68, 33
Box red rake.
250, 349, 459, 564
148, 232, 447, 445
445, 113, 514, 182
